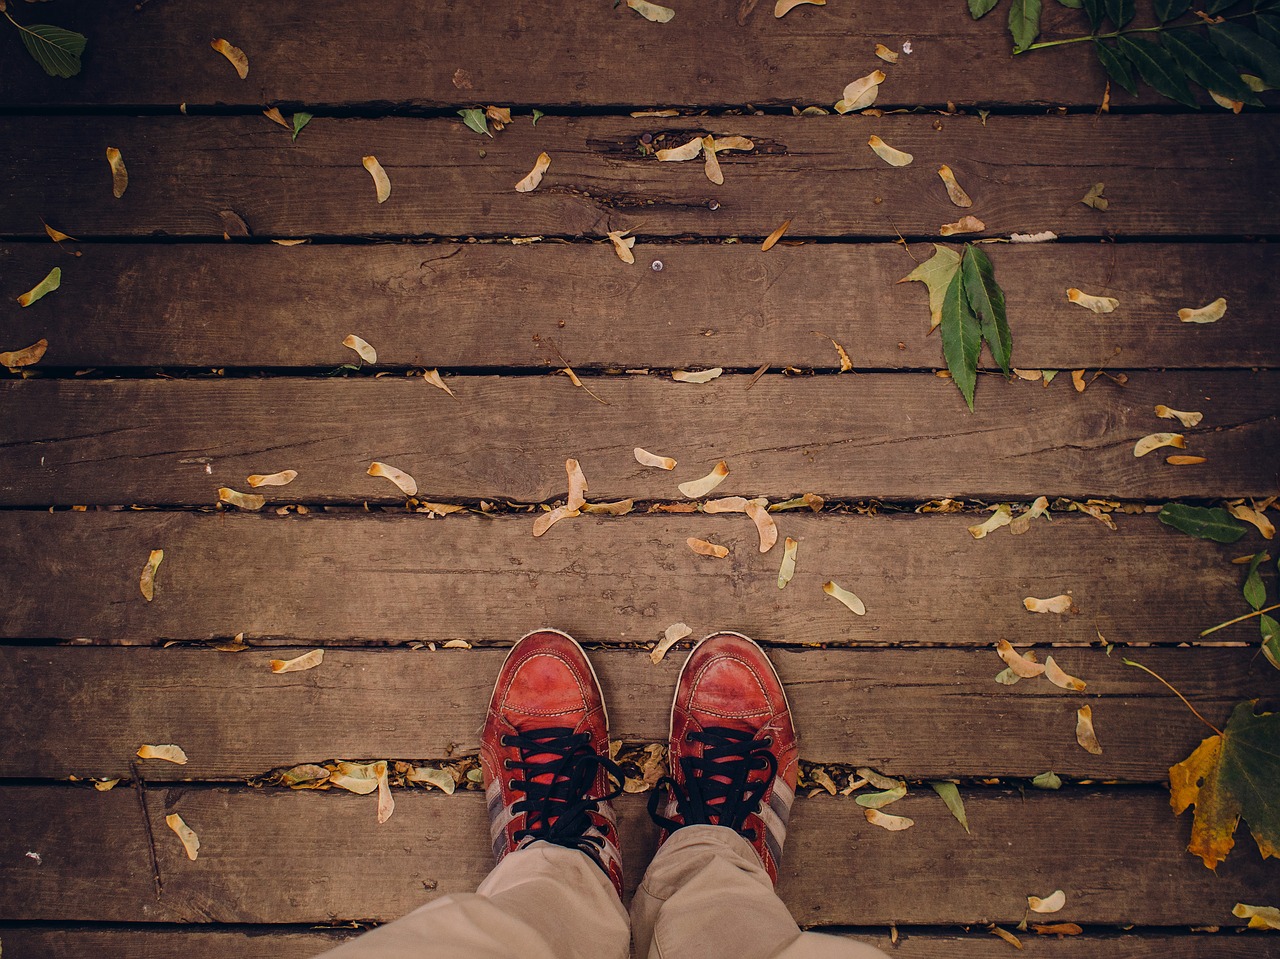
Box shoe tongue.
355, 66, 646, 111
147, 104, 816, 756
691, 658, 771, 721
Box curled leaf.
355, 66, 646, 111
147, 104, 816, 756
363, 156, 391, 204
0, 338, 48, 370
1080, 182, 1108, 211
864, 808, 914, 831
687, 537, 730, 558
762, 218, 792, 252
139, 549, 164, 602
776, 0, 826, 16
1066, 288, 1119, 314
672, 368, 724, 384
1028, 890, 1066, 914
745, 501, 778, 553
1179, 297, 1227, 324
16, 267, 61, 307
210, 38, 249, 79
867, 134, 912, 166
635, 447, 676, 470
1075, 705, 1103, 755
368, 462, 418, 497
247, 470, 297, 488
515, 152, 551, 193
939, 215, 985, 236
626, 0, 676, 22
678, 461, 729, 498
836, 71, 886, 113
218, 487, 266, 511
651, 622, 693, 664
996, 639, 1045, 678
607, 230, 637, 264
823, 580, 866, 615
270, 649, 324, 673
1072, 369, 1087, 393
1024, 594, 1074, 614
1154, 405, 1202, 428
44, 222, 78, 246
777, 537, 799, 589
106, 147, 128, 198
1233, 903, 1280, 931
968, 504, 1013, 539
533, 504, 580, 537
166, 814, 200, 860
1134, 432, 1186, 457
813, 331, 852, 371
657, 136, 704, 162
937, 165, 973, 208
342, 334, 377, 364
1044, 656, 1087, 692
137, 744, 188, 765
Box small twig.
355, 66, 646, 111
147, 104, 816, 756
545, 337, 609, 406
130, 761, 163, 900
1121, 659, 1222, 736
1200, 602, 1280, 638
745, 362, 770, 392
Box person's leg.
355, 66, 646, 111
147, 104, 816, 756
631, 632, 888, 959
315, 628, 631, 959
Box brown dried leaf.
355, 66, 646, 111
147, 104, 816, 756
1167, 455, 1207, 465
656, 136, 704, 162
1076, 705, 1103, 755
864, 807, 914, 831
1044, 655, 1087, 692
761, 218, 792, 252
836, 71, 886, 113
813, 331, 852, 371
1066, 288, 1119, 314
515, 151, 552, 193
367, 462, 418, 497
342, 334, 377, 364
44, 221, 78, 245
678, 461, 729, 498
1080, 182, 1108, 211
626, 0, 676, 22
778, 536, 799, 589
1233, 903, 1280, 930
1071, 369, 1087, 393
166, 813, 200, 860
776, 0, 825, 16
139, 548, 163, 602
745, 500, 779, 553
687, 537, 730, 558
1133, 432, 1186, 457
989, 926, 1024, 949
1032, 923, 1083, 936
1179, 297, 1227, 324
996, 639, 1045, 678
270, 648, 324, 673
247, 470, 297, 488
651, 622, 693, 664
272, 238, 309, 246
137, 743, 188, 765
875, 42, 899, 63
263, 107, 289, 129
106, 147, 128, 198
672, 367, 724, 383
362, 155, 391, 204
938, 164, 973, 208
939, 215, 985, 236
823, 580, 865, 615
1024, 594, 1074, 614
635, 447, 677, 470
533, 504, 580, 537
218, 487, 266, 511
210, 38, 249, 79
867, 134, 912, 165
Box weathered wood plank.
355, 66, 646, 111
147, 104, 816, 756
0, 374, 1274, 505
3, 242, 1273, 370
0, 512, 1266, 650
2, 645, 1270, 782
1, 927, 1273, 959
0, 1, 1198, 110
0, 786, 1272, 925
4, 116, 1277, 239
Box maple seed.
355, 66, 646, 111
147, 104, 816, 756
607, 230, 637, 264
368, 462, 418, 497
1133, 432, 1186, 457
0, 338, 49, 371
678, 462, 730, 498
1044, 656, 1087, 692
687, 537, 730, 558
702, 136, 724, 185
703, 496, 751, 514
377, 762, 395, 824
1233, 903, 1280, 931
218, 487, 266, 511
1024, 594, 1074, 614
937, 165, 973, 208
1179, 297, 1227, 324
626, 0, 675, 22
342, 334, 377, 365
864, 808, 914, 831
672, 368, 724, 384
1028, 890, 1066, 914
874, 43, 899, 64
657, 136, 704, 162
836, 71, 885, 113
823, 580, 866, 616
247, 470, 297, 488
745, 501, 778, 553
515, 152, 551, 193
1075, 705, 1103, 755
867, 135, 912, 166
1066, 288, 1119, 314
270, 649, 324, 673
968, 505, 1012, 539
17, 267, 61, 307
137, 744, 188, 765
777, 537, 799, 589
166, 814, 200, 861
210, 38, 249, 78
566, 458, 589, 512
996, 639, 1045, 678
363, 156, 391, 204
939, 215, 985, 236
139, 549, 164, 602
1167, 455, 1207, 465
1154, 405, 1202, 428
533, 504, 579, 538
1227, 504, 1274, 539
106, 147, 128, 198
762, 219, 792, 252
651, 622, 692, 664
634, 447, 676, 470
776, 0, 826, 17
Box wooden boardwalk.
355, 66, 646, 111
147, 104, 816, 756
1, 2, 1278, 956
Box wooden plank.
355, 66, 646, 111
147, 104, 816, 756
1, 927, 1274, 959
2, 242, 1274, 370
0, 785, 1271, 925
3, 115, 1277, 239
2, 645, 1270, 782
0, 511, 1265, 650
0, 1, 1191, 110
0, 374, 1274, 505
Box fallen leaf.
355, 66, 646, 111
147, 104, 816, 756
1159, 504, 1246, 542
836, 71, 886, 113
533, 504, 580, 537
44, 221, 78, 246
875, 42, 899, 63
651, 622, 693, 664
899, 244, 962, 331
823, 580, 866, 615
16, 267, 61, 307
626, 0, 676, 22
458, 108, 490, 137
566, 458, 588, 511
1080, 182, 1108, 210
1076, 705, 1103, 755
855, 782, 907, 808
419, 369, 456, 397
761, 218, 792, 252
1154, 405, 1202, 428
1042, 370, 1058, 386
1167, 455, 1206, 465
139, 549, 164, 602
218, 487, 266, 511
1233, 903, 1280, 930
770, 493, 824, 512
930, 781, 970, 834
270, 649, 324, 673
812, 331, 852, 371
687, 537, 730, 558
1179, 297, 1227, 324
678, 461, 729, 498
939, 215, 985, 236
635, 447, 677, 470
777, 537, 799, 589
1071, 369, 1087, 392
607, 230, 637, 264
367, 462, 418, 497
1009, 231, 1058, 243
329, 761, 382, 795
580, 499, 633, 517
996, 639, 1045, 678
210, 38, 249, 78
531, 109, 546, 126
137, 744, 188, 765
809, 767, 838, 795
702, 135, 724, 185
1228, 505, 1274, 539
263, 107, 289, 129
656, 136, 704, 161
280, 764, 331, 788
376, 761, 395, 824
291, 112, 313, 141
342, 334, 377, 364
442, 639, 472, 649
214, 633, 250, 652
1134, 432, 1186, 457
515, 151, 551, 193
485, 105, 513, 129
1009, 496, 1050, 535
363, 156, 391, 204
1032, 922, 1082, 937
937, 165, 973, 208
864, 808, 914, 831
1028, 890, 1066, 914
0, 337, 46, 373
407, 766, 457, 794
106, 146, 128, 198
1044, 656, 1087, 691
247, 470, 297, 488
994, 667, 1022, 686
1031, 771, 1062, 790
165, 814, 200, 860
745, 501, 778, 553
968, 504, 1013, 539
93, 778, 120, 791
989, 926, 1023, 949
672, 368, 724, 384
1024, 594, 1074, 615
776, 0, 825, 16
1066, 288, 1119, 314
1210, 90, 1245, 112
867, 134, 912, 166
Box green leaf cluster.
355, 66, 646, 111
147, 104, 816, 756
938, 244, 1013, 411
1242, 552, 1280, 668
2, 6, 87, 78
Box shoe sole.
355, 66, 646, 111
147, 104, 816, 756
666, 630, 793, 743
489, 627, 611, 731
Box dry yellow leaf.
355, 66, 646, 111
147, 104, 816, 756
342, 334, 377, 364
377, 760, 395, 824
703, 496, 751, 513
989, 926, 1023, 949
533, 504, 580, 537
702, 135, 724, 185
330, 761, 381, 794
656, 136, 703, 162
139, 548, 164, 602
714, 136, 755, 152
968, 504, 1012, 539
867, 134, 911, 165
626, 0, 675, 22
1133, 432, 1186, 457
581, 498, 634, 515
218, 487, 266, 511
607, 230, 637, 264
836, 71, 886, 113
651, 622, 693, 664
1154, 405, 1202, 428
1024, 594, 1074, 614
515, 151, 552, 193
996, 639, 1045, 678
1066, 288, 1119, 314
166, 813, 200, 860
874, 43, 899, 63
106, 146, 128, 198
368, 462, 418, 497
270, 649, 324, 673
635, 447, 676, 470
263, 107, 289, 129
687, 537, 730, 558
939, 215, 985, 236
137, 744, 188, 765
407, 765, 457, 794
678, 461, 729, 498
247, 470, 297, 488
44, 221, 78, 245
1076, 705, 1103, 755
778, 537, 799, 589
1009, 496, 1049, 536
1227, 504, 1274, 538
1233, 903, 1280, 930
210, 38, 249, 78
1178, 297, 1227, 324
823, 580, 865, 615
1044, 656, 1087, 692
745, 501, 778, 553
362, 155, 391, 203
0, 338, 46, 373
486, 105, 513, 128
937, 165, 973, 208
566, 458, 589, 511
1072, 369, 1087, 392
762, 218, 792, 252
672, 368, 723, 383
1166, 455, 1206, 465
776, 0, 826, 16
421, 369, 456, 397
864, 808, 914, 831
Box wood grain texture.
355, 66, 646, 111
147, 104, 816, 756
0, 785, 1273, 926
0, 374, 1274, 505
2, 242, 1274, 370
4, 115, 1277, 239
0, 927, 1273, 959
2, 645, 1271, 782
0, 511, 1265, 650
0, 1, 1201, 110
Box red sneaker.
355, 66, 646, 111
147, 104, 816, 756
648, 631, 798, 885
481, 629, 625, 896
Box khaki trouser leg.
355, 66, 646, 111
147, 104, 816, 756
313, 841, 630, 959
630, 825, 889, 959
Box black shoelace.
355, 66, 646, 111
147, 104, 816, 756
647, 726, 778, 840
502, 727, 624, 856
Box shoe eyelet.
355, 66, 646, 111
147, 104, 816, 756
503, 759, 512, 769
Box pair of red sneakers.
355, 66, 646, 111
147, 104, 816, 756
480, 629, 798, 897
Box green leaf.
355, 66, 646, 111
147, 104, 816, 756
969, 0, 1002, 18
1154, 0, 1192, 21
457, 108, 492, 137
531, 109, 545, 126
15, 22, 86, 78
940, 266, 982, 412
1261, 615, 1279, 670
1096, 39, 1139, 96
291, 112, 313, 142
1057, 0, 1082, 7
1081, 0, 1105, 28
1162, 30, 1263, 104
1259, 15, 1280, 50
1209, 22, 1280, 87
1105, 0, 1135, 27
898, 243, 961, 331
1118, 35, 1199, 107
1031, 771, 1062, 789
1203, 0, 1241, 12
1158, 504, 1248, 542
1008, 0, 1043, 52
930, 781, 971, 833
961, 245, 1012, 376
1244, 553, 1269, 611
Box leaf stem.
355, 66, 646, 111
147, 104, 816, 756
1017, 12, 1256, 53
1199, 602, 1280, 637
1122, 658, 1222, 736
